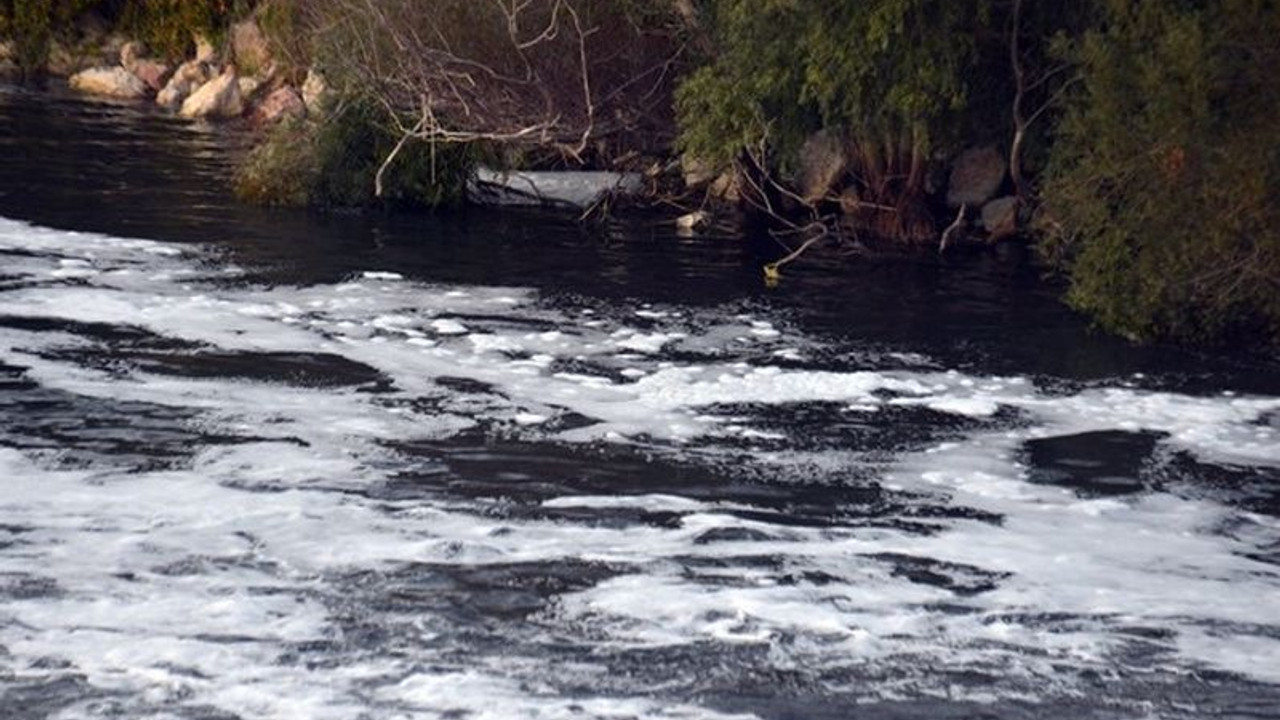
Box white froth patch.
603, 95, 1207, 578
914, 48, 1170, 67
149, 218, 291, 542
3, 215, 1280, 711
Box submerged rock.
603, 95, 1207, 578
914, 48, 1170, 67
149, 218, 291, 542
68, 66, 148, 99
179, 68, 244, 119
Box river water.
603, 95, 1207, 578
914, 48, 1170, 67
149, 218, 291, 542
1, 83, 1279, 720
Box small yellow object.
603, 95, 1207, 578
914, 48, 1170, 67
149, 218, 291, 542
762, 263, 781, 288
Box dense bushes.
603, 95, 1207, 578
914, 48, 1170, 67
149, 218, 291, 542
676, 0, 990, 236
234, 98, 472, 210
1041, 0, 1280, 343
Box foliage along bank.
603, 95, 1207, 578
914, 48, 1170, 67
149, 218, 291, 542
1, 0, 1277, 348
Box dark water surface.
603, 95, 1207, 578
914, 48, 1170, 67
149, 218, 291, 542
1, 82, 1279, 720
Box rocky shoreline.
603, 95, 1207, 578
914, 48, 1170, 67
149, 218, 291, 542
1, 11, 1022, 246
2, 12, 317, 130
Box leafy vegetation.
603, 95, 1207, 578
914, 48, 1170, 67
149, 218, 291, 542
1041, 0, 1280, 343
235, 98, 472, 210
676, 0, 994, 238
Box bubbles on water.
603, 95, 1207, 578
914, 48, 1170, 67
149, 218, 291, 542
2, 216, 1280, 719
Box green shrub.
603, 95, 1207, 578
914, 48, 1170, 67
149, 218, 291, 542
675, 0, 992, 240
235, 99, 472, 210
1042, 0, 1280, 344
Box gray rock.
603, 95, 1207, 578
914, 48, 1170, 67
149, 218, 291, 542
251, 86, 306, 125
69, 66, 149, 99
796, 129, 849, 203
947, 146, 1006, 207
981, 196, 1019, 239
180, 68, 244, 119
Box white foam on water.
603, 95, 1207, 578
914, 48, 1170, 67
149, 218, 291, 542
2, 216, 1280, 717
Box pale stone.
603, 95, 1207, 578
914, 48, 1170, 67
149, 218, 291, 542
947, 146, 1006, 207
157, 60, 213, 110
69, 66, 149, 99
238, 76, 262, 99
180, 68, 244, 119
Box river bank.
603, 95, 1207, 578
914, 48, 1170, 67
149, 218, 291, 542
4, 0, 1278, 349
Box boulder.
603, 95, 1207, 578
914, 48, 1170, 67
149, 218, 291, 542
796, 129, 849, 203
157, 60, 213, 110
301, 68, 329, 114
980, 195, 1019, 239
179, 67, 244, 119
231, 18, 272, 75
947, 146, 1006, 207
251, 85, 306, 125
69, 66, 149, 99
